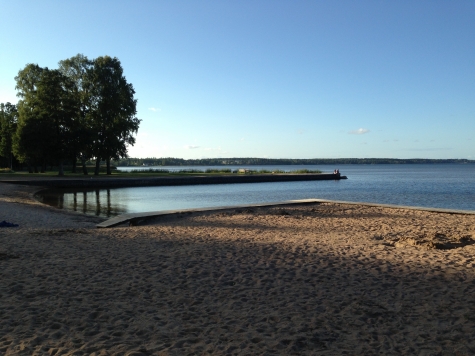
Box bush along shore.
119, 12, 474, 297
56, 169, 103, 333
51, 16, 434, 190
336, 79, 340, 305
124, 168, 323, 174
0, 167, 324, 177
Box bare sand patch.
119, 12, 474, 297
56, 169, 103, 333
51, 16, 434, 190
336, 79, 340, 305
1, 182, 475, 355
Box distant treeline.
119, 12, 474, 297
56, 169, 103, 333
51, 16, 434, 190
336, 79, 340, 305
113, 157, 475, 166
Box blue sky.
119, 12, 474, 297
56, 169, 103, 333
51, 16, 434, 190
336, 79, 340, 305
1, 1, 474, 159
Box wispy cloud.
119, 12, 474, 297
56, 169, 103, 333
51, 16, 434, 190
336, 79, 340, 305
297, 130, 305, 135
184, 145, 200, 149
148, 107, 161, 112
402, 147, 453, 151
349, 128, 370, 135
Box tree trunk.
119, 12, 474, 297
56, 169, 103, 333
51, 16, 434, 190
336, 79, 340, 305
58, 160, 64, 176
81, 156, 88, 175
28, 161, 33, 174
41, 159, 46, 173
94, 157, 101, 175
106, 158, 111, 175
71, 155, 77, 173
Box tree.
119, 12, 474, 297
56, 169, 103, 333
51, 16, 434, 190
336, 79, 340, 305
14, 64, 78, 175
58, 54, 93, 174
84, 56, 140, 175
13, 64, 47, 172
0, 102, 18, 169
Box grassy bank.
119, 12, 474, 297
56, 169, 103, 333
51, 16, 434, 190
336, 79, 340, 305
0, 167, 323, 179
124, 168, 322, 174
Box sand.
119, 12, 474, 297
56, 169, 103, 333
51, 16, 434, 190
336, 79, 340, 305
1, 182, 475, 355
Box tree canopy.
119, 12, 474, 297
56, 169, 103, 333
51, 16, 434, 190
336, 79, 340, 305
1, 54, 140, 175
0, 102, 18, 169
84, 56, 139, 175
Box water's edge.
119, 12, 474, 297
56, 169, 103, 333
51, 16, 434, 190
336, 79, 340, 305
2, 173, 344, 188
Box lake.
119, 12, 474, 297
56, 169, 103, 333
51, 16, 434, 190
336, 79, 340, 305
35, 164, 475, 218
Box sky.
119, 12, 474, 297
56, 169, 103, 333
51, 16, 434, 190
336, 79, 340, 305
1, 1, 474, 160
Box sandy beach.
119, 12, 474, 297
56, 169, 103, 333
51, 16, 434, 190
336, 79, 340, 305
1, 182, 475, 355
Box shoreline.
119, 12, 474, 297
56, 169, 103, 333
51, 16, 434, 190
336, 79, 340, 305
0, 172, 346, 189
1, 182, 475, 354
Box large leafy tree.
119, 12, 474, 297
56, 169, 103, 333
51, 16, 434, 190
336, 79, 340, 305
11, 55, 140, 175
14, 64, 78, 175
58, 54, 93, 174
0, 102, 18, 168
85, 56, 140, 175
13, 64, 47, 172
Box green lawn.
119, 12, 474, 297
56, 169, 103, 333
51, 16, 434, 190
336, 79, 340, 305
0, 167, 322, 178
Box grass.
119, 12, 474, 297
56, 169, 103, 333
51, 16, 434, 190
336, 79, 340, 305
245, 169, 322, 174
126, 168, 234, 174
0, 168, 14, 173
0, 167, 323, 178
124, 168, 322, 175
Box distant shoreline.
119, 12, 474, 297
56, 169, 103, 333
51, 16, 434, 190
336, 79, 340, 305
113, 157, 475, 167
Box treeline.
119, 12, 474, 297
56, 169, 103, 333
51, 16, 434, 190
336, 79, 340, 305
113, 157, 475, 166
0, 54, 140, 175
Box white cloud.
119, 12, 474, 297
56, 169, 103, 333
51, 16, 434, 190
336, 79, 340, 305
403, 147, 453, 151
184, 145, 200, 149
349, 128, 370, 135
148, 107, 161, 112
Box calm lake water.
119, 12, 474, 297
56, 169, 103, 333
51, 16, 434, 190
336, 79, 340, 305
36, 164, 475, 218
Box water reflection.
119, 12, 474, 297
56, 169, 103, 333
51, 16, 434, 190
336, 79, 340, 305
36, 188, 128, 218
35, 164, 475, 218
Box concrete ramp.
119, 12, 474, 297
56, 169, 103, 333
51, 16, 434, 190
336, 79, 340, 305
96, 199, 475, 228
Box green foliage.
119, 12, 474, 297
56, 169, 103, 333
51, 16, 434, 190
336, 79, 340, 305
291, 169, 322, 173
0, 102, 18, 168
7, 54, 141, 175
121, 168, 320, 175
14, 66, 78, 175
235, 169, 321, 174
58, 54, 94, 173
84, 56, 140, 175
205, 168, 232, 173
126, 168, 233, 174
